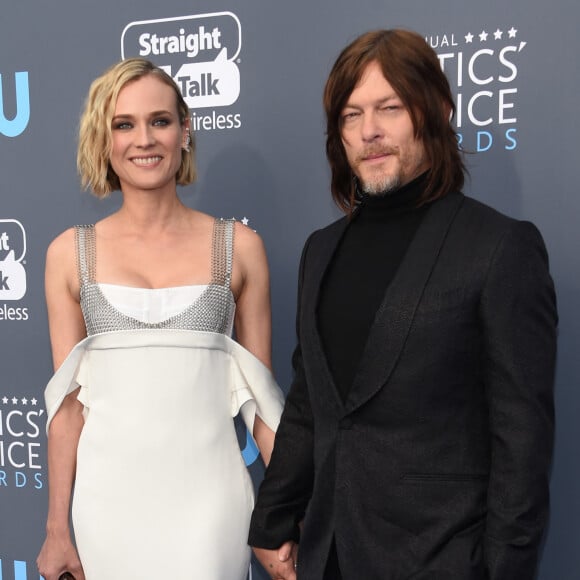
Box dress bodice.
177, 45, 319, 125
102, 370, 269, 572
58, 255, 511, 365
75, 218, 236, 336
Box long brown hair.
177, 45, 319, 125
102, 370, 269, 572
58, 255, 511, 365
324, 29, 465, 213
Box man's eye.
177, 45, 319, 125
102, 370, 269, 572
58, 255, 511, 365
380, 105, 399, 111
342, 112, 359, 122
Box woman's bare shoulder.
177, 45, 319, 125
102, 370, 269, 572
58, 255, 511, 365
46, 227, 77, 262
232, 219, 265, 253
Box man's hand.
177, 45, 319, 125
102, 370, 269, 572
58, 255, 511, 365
253, 541, 298, 579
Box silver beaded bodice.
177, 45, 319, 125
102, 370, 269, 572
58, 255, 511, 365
75, 219, 235, 336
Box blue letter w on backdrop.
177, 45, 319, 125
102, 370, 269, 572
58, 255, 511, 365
0, 559, 42, 580
0, 72, 30, 137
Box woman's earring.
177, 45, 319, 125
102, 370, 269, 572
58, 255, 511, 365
183, 129, 191, 152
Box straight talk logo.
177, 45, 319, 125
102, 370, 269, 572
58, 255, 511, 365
0, 220, 29, 321
122, 12, 243, 131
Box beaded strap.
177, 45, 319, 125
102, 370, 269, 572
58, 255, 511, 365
212, 218, 234, 287
75, 225, 96, 286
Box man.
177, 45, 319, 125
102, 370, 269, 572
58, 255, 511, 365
249, 29, 557, 580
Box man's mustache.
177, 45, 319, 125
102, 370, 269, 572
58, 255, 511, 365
355, 146, 399, 164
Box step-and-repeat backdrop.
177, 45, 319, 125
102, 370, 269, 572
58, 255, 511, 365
1, 1, 578, 578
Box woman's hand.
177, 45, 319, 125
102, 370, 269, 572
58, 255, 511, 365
37, 530, 85, 580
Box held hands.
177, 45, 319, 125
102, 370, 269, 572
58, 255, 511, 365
37, 532, 86, 580
253, 540, 298, 579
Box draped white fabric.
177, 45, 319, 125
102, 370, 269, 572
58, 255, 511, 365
45, 330, 284, 579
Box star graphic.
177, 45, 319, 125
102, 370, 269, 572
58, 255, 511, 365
479, 30, 488, 42
241, 217, 249, 226
31, 398, 38, 405
508, 27, 517, 38
12, 396, 18, 404
22, 397, 28, 405
494, 29, 503, 40
465, 32, 474, 43
1, 396, 8, 404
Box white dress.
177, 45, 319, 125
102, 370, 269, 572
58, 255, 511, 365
44, 220, 285, 580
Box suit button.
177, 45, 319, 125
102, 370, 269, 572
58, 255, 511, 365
339, 417, 353, 430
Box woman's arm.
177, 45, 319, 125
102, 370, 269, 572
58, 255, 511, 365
231, 222, 277, 465
37, 229, 87, 580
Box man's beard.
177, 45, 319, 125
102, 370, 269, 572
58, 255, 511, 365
355, 145, 402, 196
355, 143, 426, 197
361, 173, 402, 196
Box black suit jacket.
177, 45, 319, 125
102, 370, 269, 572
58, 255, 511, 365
249, 192, 557, 580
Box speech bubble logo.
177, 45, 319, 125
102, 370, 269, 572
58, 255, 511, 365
0, 219, 27, 300
121, 12, 241, 62
0, 250, 26, 300
0, 219, 26, 262
173, 48, 240, 108
121, 12, 242, 110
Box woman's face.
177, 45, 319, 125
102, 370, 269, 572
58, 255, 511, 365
109, 74, 187, 196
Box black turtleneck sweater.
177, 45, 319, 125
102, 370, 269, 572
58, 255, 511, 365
317, 174, 431, 402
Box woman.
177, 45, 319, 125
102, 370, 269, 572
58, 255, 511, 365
37, 58, 284, 580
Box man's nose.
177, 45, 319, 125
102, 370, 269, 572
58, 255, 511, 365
360, 111, 383, 142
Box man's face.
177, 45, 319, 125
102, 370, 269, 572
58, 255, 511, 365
340, 61, 429, 195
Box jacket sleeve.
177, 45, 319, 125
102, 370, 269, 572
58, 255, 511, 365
248, 234, 316, 549
480, 220, 557, 579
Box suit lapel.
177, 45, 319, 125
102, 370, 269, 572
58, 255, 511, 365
301, 217, 350, 411
345, 192, 465, 413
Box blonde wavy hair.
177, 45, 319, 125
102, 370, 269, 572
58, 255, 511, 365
77, 58, 196, 198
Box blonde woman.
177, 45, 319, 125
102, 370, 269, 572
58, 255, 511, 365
37, 58, 284, 580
